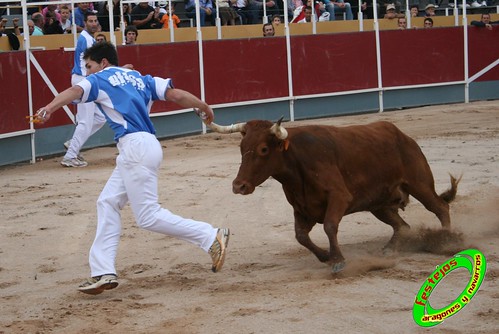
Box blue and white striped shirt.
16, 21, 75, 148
77, 66, 173, 141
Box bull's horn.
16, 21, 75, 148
194, 108, 245, 134
270, 117, 288, 140
206, 122, 246, 134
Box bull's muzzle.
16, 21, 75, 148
232, 179, 255, 195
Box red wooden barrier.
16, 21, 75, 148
1, 27, 498, 136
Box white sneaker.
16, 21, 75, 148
209, 228, 230, 273
459, 3, 471, 8
448, 3, 455, 7
61, 157, 88, 167
471, 1, 481, 7
480, 0, 487, 5
78, 274, 118, 295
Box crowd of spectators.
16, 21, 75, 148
0, 0, 497, 46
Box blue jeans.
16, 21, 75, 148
326, 1, 354, 21
186, 7, 215, 26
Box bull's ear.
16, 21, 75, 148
278, 139, 290, 151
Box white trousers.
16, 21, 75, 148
89, 132, 218, 277
64, 74, 106, 160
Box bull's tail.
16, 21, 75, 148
439, 174, 462, 203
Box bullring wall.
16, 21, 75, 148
0, 23, 498, 166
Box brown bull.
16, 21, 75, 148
207, 117, 459, 273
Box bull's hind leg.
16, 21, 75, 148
371, 207, 411, 250
294, 212, 330, 262
409, 187, 451, 230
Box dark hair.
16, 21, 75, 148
7, 33, 20, 50
95, 33, 107, 42
84, 11, 97, 22
124, 25, 138, 36
262, 23, 273, 33
83, 41, 119, 66
424, 17, 433, 24
31, 12, 44, 24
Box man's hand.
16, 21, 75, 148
194, 107, 214, 124
0, 18, 7, 30
28, 108, 51, 124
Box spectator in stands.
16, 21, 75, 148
95, 33, 107, 43
0, 17, 7, 36
359, 0, 379, 19
216, 0, 240, 25
301, 6, 314, 23
60, 5, 72, 34
185, 0, 215, 27
0, 16, 21, 51
288, 0, 302, 17
31, 12, 45, 35
159, 3, 181, 28
325, 0, 354, 21
234, 0, 255, 25
26, 19, 35, 35
397, 16, 407, 29
410, 4, 419, 18
263, 22, 275, 36
0, 18, 5, 37
471, 13, 499, 30
424, 4, 436, 17
97, 1, 119, 32
384, 3, 404, 19
26, 0, 39, 16
132, 2, 161, 29
125, 25, 138, 44
424, 17, 433, 28
252, 0, 280, 22
118, 3, 132, 29
44, 11, 64, 34
291, 0, 323, 23
75, 3, 92, 33
379, 0, 401, 18
0, 17, 21, 36
41, 5, 61, 24
272, 14, 281, 26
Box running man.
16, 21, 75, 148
34, 42, 230, 295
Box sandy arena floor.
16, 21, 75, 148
0, 101, 498, 333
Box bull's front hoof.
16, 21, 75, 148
331, 261, 346, 273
